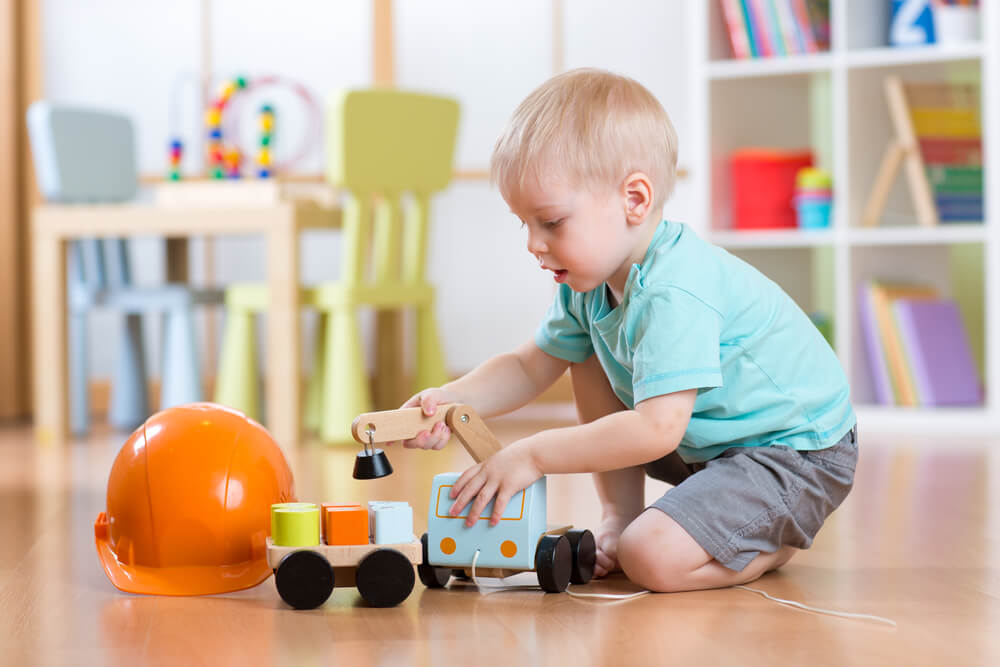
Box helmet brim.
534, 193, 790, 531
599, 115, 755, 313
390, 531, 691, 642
95, 516, 273, 596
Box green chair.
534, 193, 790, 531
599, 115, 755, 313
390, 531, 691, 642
215, 89, 460, 442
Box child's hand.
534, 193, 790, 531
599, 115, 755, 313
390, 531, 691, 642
593, 514, 632, 578
396, 388, 461, 450
448, 441, 542, 527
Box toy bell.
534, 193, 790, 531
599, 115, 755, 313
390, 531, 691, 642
353, 428, 393, 480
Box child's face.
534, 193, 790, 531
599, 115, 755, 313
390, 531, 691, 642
505, 173, 635, 293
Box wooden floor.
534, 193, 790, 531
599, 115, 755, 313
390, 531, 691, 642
1, 407, 999, 666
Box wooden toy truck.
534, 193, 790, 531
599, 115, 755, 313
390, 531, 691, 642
267, 404, 595, 609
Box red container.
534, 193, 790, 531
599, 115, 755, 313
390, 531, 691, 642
730, 149, 813, 229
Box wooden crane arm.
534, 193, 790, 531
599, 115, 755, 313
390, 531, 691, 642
350, 404, 502, 463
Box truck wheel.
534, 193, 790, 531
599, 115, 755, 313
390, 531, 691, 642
356, 548, 415, 607
535, 535, 572, 593
566, 529, 596, 584
275, 550, 334, 610
417, 533, 452, 588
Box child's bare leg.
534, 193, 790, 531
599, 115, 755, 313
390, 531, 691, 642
570, 355, 645, 577
617, 508, 796, 592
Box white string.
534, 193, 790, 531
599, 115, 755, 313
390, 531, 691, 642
566, 586, 650, 600
467, 550, 897, 626
734, 585, 897, 627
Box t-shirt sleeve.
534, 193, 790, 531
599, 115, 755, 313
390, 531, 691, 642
632, 287, 723, 403
534, 285, 593, 363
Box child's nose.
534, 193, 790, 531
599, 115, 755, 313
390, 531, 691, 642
526, 231, 547, 256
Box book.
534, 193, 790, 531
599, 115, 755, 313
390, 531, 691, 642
747, 0, 775, 56
804, 0, 830, 50
720, 0, 752, 59
858, 283, 894, 404
789, 0, 819, 52
893, 299, 983, 406
868, 282, 939, 406
774, 0, 804, 54
918, 137, 983, 166
763, 0, 788, 55
738, 0, 761, 57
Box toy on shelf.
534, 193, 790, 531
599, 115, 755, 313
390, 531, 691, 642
863, 77, 982, 227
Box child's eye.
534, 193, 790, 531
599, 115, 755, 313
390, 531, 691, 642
542, 218, 563, 229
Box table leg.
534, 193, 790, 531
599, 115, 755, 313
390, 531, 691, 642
267, 211, 301, 446
31, 226, 67, 443
375, 311, 405, 409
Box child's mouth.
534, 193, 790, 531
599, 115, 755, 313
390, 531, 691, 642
553, 269, 567, 283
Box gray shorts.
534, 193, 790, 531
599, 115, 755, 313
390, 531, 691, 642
645, 425, 858, 572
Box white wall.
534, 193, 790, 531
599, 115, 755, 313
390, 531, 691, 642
40, 0, 693, 379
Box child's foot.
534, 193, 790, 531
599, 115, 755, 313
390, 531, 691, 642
593, 515, 632, 578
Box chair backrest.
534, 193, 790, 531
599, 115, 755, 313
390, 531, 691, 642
26, 102, 138, 289
325, 89, 460, 287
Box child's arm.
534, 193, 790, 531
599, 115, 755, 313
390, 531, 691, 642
397, 340, 570, 449
448, 389, 697, 525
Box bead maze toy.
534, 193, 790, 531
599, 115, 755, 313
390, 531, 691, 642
266, 404, 596, 609
167, 74, 320, 180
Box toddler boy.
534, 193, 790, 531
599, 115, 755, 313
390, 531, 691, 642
399, 68, 856, 592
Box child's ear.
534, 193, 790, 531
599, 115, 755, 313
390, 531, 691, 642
623, 172, 654, 225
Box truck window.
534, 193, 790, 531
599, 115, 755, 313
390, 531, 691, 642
434, 485, 525, 521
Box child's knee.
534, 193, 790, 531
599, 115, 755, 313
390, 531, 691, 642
617, 511, 705, 592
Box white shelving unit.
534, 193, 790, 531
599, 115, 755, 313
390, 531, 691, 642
688, 1, 1000, 434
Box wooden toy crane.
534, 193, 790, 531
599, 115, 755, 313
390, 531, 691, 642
351, 403, 504, 475
352, 404, 596, 590
267, 405, 595, 609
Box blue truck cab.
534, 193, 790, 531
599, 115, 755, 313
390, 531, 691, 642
426, 472, 547, 570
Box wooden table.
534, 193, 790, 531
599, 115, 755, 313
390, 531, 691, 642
31, 198, 341, 446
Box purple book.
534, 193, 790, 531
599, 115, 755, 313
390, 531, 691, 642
892, 299, 983, 406
858, 284, 894, 404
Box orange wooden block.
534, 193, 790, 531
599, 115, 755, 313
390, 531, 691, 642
322, 504, 369, 546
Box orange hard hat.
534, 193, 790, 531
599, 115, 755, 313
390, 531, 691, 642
94, 403, 296, 595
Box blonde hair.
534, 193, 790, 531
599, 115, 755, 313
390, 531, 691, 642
490, 68, 678, 211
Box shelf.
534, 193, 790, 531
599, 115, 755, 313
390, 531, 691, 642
848, 224, 987, 246
855, 404, 990, 435
706, 43, 982, 80
846, 42, 983, 69
706, 52, 833, 80
709, 228, 834, 249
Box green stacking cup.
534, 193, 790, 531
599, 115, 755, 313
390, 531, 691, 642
271, 502, 321, 547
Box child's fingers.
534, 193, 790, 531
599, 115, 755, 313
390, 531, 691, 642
420, 395, 439, 416
488, 491, 512, 526
430, 424, 450, 449
463, 483, 499, 527
594, 549, 616, 577
449, 468, 485, 516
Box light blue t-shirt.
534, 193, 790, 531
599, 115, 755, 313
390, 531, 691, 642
535, 220, 855, 463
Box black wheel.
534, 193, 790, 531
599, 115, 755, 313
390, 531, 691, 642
535, 535, 572, 593
417, 533, 451, 588
356, 548, 416, 607
275, 550, 335, 610
566, 529, 596, 585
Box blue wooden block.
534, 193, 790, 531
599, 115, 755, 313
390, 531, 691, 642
426, 473, 547, 570
369, 501, 414, 545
